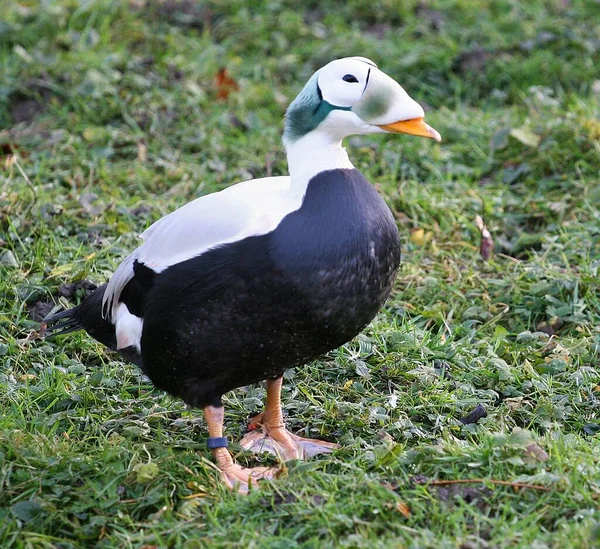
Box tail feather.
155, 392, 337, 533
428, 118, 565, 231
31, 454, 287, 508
42, 306, 84, 337
42, 284, 116, 349
41, 283, 146, 371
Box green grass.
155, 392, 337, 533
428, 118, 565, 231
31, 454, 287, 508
1, 0, 599, 547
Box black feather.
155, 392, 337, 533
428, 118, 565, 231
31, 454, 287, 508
43, 283, 146, 370
42, 307, 83, 336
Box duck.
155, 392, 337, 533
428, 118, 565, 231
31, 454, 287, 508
43, 57, 441, 492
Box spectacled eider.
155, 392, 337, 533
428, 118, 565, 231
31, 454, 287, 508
43, 57, 441, 492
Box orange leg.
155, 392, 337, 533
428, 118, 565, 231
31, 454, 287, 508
240, 377, 338, 460
204, 405, 278, 493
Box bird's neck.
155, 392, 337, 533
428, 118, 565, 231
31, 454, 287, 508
285, 132, 355, 196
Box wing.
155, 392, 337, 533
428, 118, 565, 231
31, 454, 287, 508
102, 175, 299, 320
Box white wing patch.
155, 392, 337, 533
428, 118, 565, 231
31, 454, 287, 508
102, 175, 302, 321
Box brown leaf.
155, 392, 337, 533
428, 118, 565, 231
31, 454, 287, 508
524, 443, 549, 462
214, 68, 239, 100
395, 501, 411, 518
0, 142, 28, 161
18, 373, 37, 382
536, 317, 564, 336
475, 215, 494, 261
0, 143, 15, 156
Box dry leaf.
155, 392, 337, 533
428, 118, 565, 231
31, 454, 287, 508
459, 403, 487, 425
535, 317, 564, 336
18, 374, 37, 381
214, 68, 239, 100
410, 228, 433, 246
395, 501, 411, 517
524, 443, 549, 462
1, 143, 28, 163
510, 127, 541, 148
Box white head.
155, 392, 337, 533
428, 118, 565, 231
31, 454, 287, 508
283, 57, 441, 148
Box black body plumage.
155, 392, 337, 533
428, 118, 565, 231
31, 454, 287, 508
46, 168, 400, 408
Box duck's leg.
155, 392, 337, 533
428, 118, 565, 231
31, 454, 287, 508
204, 405, 278, 493
240, 377, 338, 460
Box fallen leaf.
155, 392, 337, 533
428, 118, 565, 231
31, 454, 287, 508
410, 228, 433, 246
18, 374, 37, 382
536, 317, 564, 336
395, 501, 411, 518
524, 443, 549, 462
214, 68, 239, 100
0, 142, 27, 159
460, 403, 487, 425
510, 127, 541, 148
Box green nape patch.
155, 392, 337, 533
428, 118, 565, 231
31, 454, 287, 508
283, 71, 352, 143
1, 0, 599, 547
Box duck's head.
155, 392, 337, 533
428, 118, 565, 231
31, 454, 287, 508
283, 57, 441, 148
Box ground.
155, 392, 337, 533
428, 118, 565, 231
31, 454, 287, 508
1, 1, 599, 547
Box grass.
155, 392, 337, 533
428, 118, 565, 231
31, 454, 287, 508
1, 0, 599, 547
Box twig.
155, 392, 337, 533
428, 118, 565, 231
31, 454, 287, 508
425, 478, 551, 492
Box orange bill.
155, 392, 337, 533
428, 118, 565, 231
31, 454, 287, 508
378, 117, 441, 142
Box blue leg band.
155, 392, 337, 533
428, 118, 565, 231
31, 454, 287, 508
207, 436, 229, 449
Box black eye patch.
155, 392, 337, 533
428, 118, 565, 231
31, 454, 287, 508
342, 74, 359, 83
